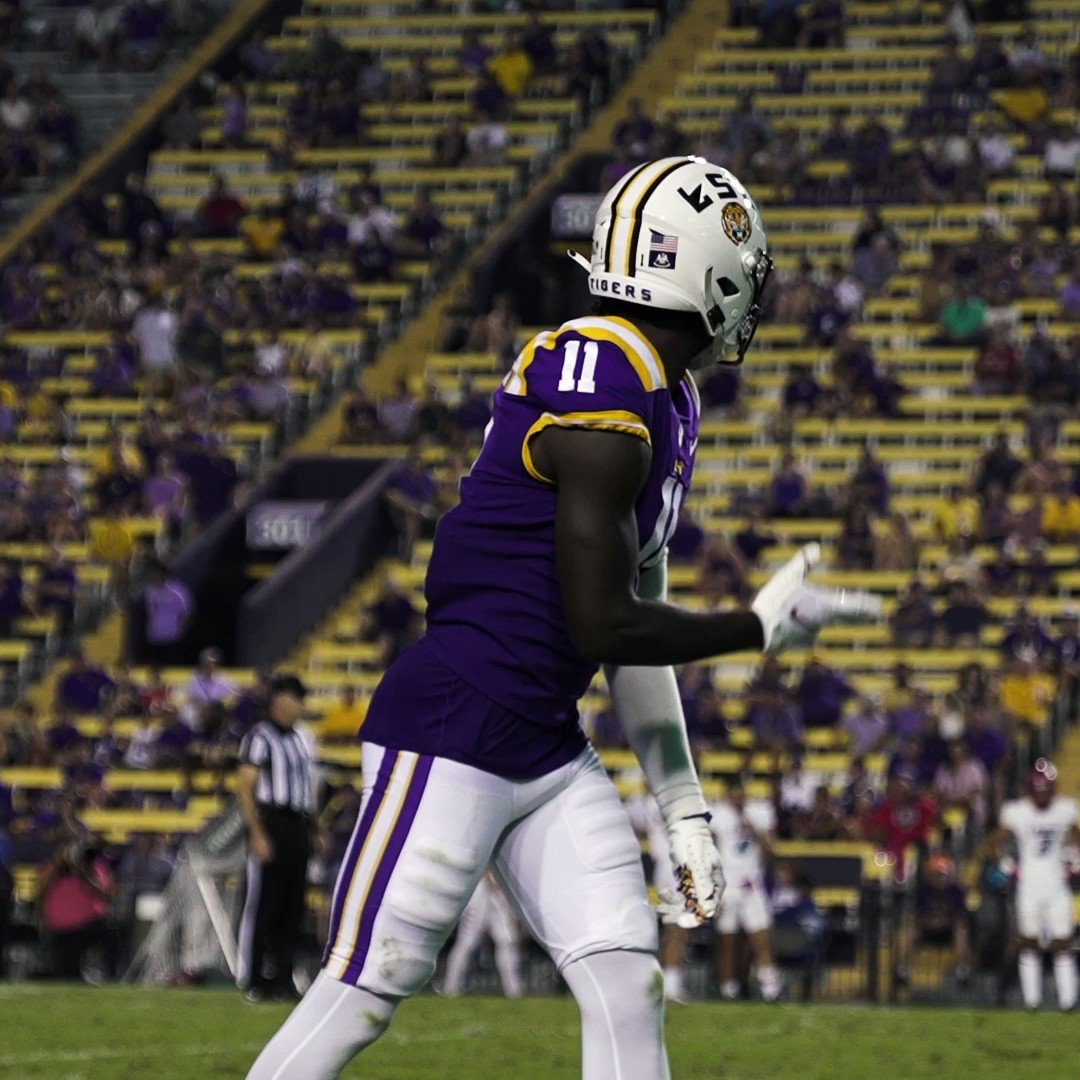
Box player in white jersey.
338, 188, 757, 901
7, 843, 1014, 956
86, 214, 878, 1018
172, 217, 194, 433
997, 760, 1079, 1010
710, 777, 781, 1001
442, 872, 524, 998
626, 791, 689, 1001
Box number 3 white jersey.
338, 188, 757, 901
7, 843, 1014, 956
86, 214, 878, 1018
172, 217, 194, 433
1000, 796, 1079, 890
709, 800, 775, 888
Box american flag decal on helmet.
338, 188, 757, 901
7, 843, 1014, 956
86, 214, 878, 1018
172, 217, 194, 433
647, 229, 678, 269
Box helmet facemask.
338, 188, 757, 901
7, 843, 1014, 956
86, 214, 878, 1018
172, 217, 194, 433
704, 247, 774, 367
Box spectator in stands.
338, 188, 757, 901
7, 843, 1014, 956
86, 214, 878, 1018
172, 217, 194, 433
938, 282, 987, 345
973, 327, 1023, 395
362, 576, 421, 666
896, 853, 970, 989
142, 560, 194, 666
1043, 121, 1080, 179
940, 581, 989, 647
974, 431, 1022, 496
392, 53, 432, 106
874, 511, 919, 571
1000, 603, 1053, 667
781, 364, 820, 417
613, 98, 655, 158
796, 654, 855, 730
488, 32, 533, 99
220, 81, 248, 149
467, 109, 510, 165
843, 696, 889, 756
862, 776, 937, 878
799, 0, 846, 47
697, 535, 747, 607
38, 838, 116, 980
453, 375, 491, 437
400, 191, 447, 259
748, 663, 803, 756
667, 505, 706, 564
143, 453, 188, 542
1000, 657, 1055, 730
891, 580, 936, 648
472, 69, 508, 123
837, 503, 875, 571
433, 115, 468, 168
384, 445, 438, 556
767, 451, 807, 518
933, 739, 989, 834
241, 203, 286, 260
458, 28, 491, 75
35, 543, 76, 638
848, 117, 891, 195
521, 14, 556, 73
131, 293, 178, 385
319, 685, 365, 740
198, 176, 248, 239
114, 833, 173, 965
468, 292, 519, 362
680, 674, 730, 749
0, 701, 46, 766
793, 785, 848, 840
56, 650, 115, 714
1039, 176, 1078, 239
184, 648, 237, 729
340, 387, 380, 445
963, 705, 1010, 797
0, 558, 28, 638
733, 511, 777, 566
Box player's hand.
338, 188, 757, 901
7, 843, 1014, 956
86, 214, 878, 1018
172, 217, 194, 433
751, 543, 883, 653
657, 816, 724, 928
251, 827, 274, 864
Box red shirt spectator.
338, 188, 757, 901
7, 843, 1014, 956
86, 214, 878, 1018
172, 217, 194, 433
862, 778, 938, 876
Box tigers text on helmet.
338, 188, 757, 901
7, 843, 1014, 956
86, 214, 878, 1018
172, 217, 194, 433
569, 156, 772, 365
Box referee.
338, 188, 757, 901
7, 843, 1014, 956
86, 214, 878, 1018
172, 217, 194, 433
236, 674, 316, 1002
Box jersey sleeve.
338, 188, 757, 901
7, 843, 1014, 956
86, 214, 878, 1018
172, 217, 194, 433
751, 801, 776, 835
239, 728, 268, 767
508, 322, 664, 485
1000, 800, 1022, 833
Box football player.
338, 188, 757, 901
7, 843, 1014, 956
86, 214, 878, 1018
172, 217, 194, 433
997, 759, 1079, 1011
248, 157, 881, 1079
710, 776, 780, 1002
442, 871, 524, 999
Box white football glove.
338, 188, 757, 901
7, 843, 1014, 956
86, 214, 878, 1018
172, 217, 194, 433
752, 543, 883, 653
656, 815, 724, 928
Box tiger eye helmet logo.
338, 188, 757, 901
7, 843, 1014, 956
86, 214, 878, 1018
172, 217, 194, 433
721, 202, 752, 246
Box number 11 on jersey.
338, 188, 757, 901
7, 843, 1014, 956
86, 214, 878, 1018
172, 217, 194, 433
558, 340, 599, 394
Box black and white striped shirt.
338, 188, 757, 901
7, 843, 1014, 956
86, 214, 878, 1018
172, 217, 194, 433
239, 721, 316, 813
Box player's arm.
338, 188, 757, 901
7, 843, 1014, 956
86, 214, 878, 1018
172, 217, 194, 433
538, 426, 879, 663
540, 428, 764, 665
236, 761, 273, 863
602, 552, 721, 923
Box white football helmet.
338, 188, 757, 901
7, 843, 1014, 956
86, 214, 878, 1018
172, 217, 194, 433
569, 156, 772, 365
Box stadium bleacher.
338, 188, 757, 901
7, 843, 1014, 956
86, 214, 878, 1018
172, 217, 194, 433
1, 0, 1079, 1014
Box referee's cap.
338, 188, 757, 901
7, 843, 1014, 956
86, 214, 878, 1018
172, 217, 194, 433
269, 673, 308, 700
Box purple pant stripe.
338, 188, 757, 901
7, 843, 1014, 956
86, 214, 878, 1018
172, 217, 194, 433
340, 753, 434, 985
322, 747, 399, 966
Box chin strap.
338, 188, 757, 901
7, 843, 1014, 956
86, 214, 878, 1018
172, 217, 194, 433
567, 250, 591, 271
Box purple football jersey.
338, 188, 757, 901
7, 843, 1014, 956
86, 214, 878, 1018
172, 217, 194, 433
361, 315, 700, 778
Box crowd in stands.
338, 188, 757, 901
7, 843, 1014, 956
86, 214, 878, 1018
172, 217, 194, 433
0, 60, 80, 204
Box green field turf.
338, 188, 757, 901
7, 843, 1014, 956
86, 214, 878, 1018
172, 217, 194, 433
0, 984, 1071, 1079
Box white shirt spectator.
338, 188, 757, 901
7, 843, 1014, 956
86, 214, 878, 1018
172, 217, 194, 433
132, 304, 178, 373
0, 94, 33, 134
76, 3, 121, 48
182, 670, 238, 727
294, 169, 338, 211
255, 337, 287, 374
467, 120, 510, 162
978, 131, 1015, 174
1044, 132, 1080, 177
125, 722, 158, 769
779, 766, 821, 814
346, 205, 397, 246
